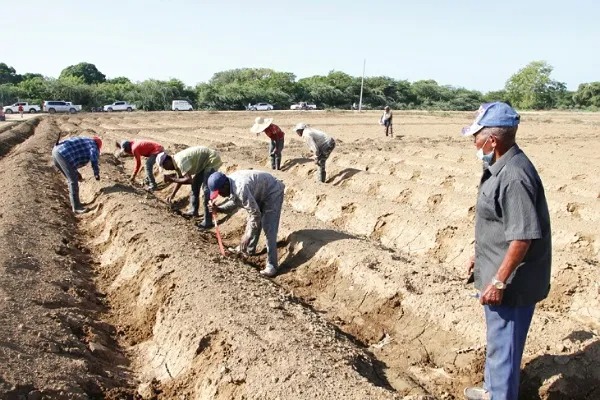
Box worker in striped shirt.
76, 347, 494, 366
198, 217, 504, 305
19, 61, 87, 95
116, 139, 164, 191
52, 136, 102, 214
294, 123, 336, 183
250, 117, 285, 170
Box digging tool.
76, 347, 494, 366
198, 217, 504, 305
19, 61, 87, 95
212, 209, 226, 256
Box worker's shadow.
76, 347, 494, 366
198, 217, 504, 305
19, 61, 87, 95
277, 229, 357, 275
520, 332, 600, 399
83, 183, 137, 205
280, 157, 313, 172
327, 168, 361, 185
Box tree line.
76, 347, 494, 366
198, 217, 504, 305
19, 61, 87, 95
1, 61, 599, 111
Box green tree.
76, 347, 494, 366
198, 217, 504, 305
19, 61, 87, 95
0, 63, 22, 85
59, 62, 106, 85
573, 82, 600, 108
504, 61, 565, 109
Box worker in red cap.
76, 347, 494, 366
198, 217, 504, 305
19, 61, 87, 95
52, 135, 102, 214
115, 139, 164, 190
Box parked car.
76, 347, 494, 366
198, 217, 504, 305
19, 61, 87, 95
249, 102, 274, 111
0, 108, 5, 121
43, 100, 82, 114
290, 102, 317, 110
172, 100, 193, 111
2, 102, 41, 114
103, 101, 136, 112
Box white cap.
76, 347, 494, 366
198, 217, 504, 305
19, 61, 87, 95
294, 123, 307, 131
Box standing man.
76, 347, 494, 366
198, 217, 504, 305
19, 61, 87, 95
294, 123, 336, 183
156, 146, 222, 228
115, 139, 164, 191
18, 104, 24, 119
462, 102, 552, 400
250, 117, 285, 170
380, 106, 393, 137
207, 170, 285, 277
52, 135, 102, 214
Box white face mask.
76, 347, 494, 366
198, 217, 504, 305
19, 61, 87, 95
476, 136, 494, 165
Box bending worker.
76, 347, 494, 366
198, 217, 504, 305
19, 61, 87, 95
52, 135, 102, 214
156, 146, 222, 229
208, 170, 285, 277
116, 139, 164, 190
294, 123, 336, 183
250, 117, 285, 170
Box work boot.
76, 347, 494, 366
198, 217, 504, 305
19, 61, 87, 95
260, 264, 277, 277
182, 209, 199, 217
145, 184, 157, 192
197, 221, 215, 229
463, 387, 490, 400
73, 207, 88, 214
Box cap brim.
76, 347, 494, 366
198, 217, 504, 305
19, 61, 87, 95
461, 122, 484, 136
210, 191, 220, 200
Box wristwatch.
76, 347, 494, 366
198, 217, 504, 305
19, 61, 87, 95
491, 277, 506, 290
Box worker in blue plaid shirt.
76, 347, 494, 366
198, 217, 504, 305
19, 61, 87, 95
52, 136, 102, 214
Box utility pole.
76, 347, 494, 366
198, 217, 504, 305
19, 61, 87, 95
358, 58, 366, 112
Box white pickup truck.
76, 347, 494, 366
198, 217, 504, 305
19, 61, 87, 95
103, 101, 136, 112
2, 102, 41, 114
43, 100, 82, 114
290, 102, 317, 110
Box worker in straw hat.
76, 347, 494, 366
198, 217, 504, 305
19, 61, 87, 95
52, 135, 102, 214
294, 123, 336, 183
250, 117, 285, 170
156, 146, 222, 229
207, 170, 285, 277
115, 139, 164, 191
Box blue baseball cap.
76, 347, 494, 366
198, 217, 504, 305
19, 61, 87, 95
207, 171, 228, 200
461, 102, 520, 136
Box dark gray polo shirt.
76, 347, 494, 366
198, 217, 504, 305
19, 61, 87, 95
474, 144, 552, 306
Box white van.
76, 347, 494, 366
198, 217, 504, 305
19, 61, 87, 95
172, 100, 193, 111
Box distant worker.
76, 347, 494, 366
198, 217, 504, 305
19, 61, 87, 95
52, 135, 102, 214
294, 123, 336, 183
18, 104, 24, 119
156, 146, 222, 229
208, 170, 285, 277
250, 117, 285, 170
116, 139, 164, 191
380, 106, 393, 137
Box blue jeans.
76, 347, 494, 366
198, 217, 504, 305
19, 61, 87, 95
145, 154, 158, 187
52, 146, 81, 211
484, 304, 535, 400
190, 168, 215, 224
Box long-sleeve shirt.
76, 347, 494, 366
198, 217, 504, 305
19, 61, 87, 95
263, 124, 285, 141
220, 170, 285, 231
302, 127, 333, 157
55, 137, 100, 176
130, 140, 164, 174
173, 146, 222, 177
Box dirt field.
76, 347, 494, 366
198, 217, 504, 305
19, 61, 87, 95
0, 110, 598, 399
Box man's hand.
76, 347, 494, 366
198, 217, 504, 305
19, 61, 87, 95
480, 284, 504, 305
166, 194, 174, 204
164, 174, 174, 183
466, 254, 475, 278
208, 201, 219, 214
239, 235, 250, 254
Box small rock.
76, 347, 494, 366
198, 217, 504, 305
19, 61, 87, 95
267, 325, 274, 331
268, 301, 282, 309
27, 390, 42, 400
18, 324, 24, 330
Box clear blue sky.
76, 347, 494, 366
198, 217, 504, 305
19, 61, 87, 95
3, 0, 598, 92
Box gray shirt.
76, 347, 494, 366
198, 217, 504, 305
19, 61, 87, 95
219, 170, 285, 232
302, 127, 333, 157
474, 144, 552, 306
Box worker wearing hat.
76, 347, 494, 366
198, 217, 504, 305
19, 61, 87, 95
294, 123, 336, 183
156, 146, 222, 228
207, 170, 285, 277
250, 117, 285, 170
52, 135, 102, 214
115, 139, 164, 190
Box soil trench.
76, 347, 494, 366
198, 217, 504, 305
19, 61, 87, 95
0, 119, 133, 399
